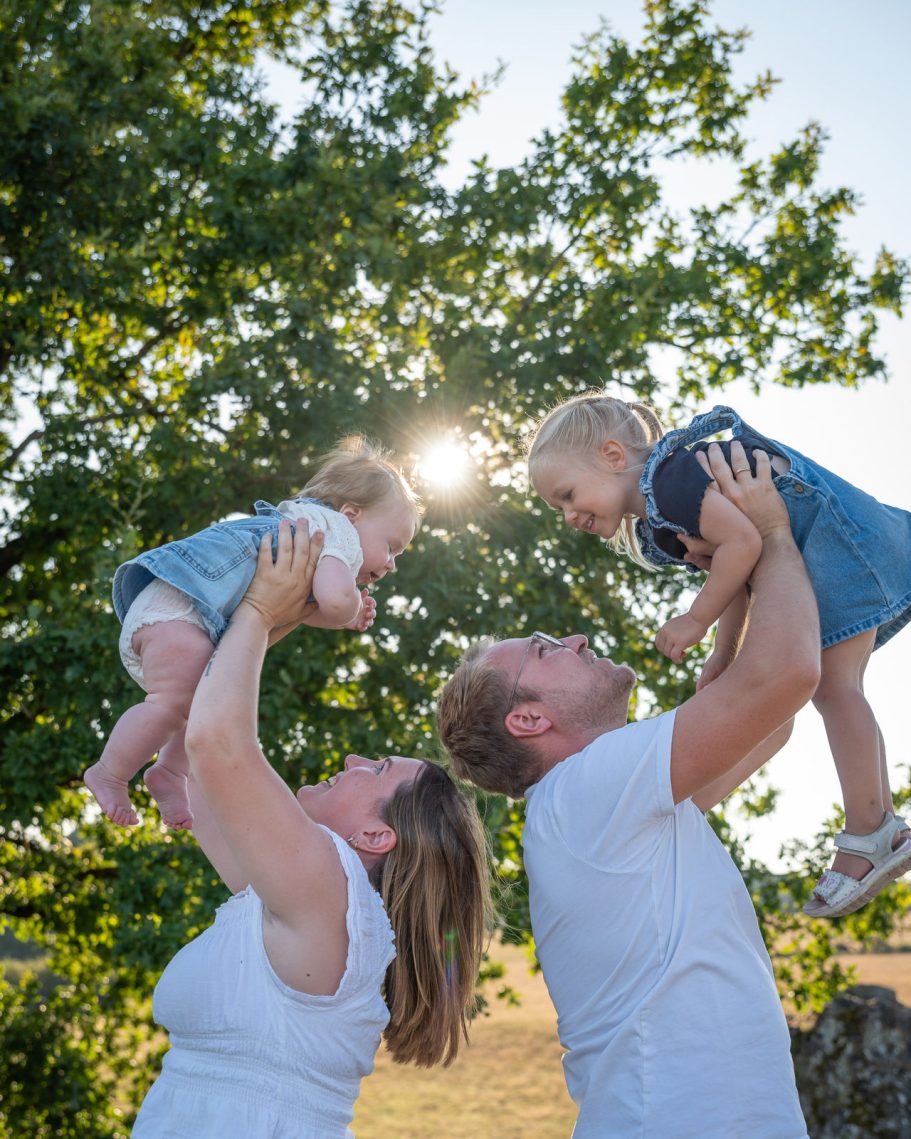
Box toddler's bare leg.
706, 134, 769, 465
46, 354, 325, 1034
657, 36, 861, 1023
812, 630, 898, 880
876, 725, 911, 841
85, 621, 214, 826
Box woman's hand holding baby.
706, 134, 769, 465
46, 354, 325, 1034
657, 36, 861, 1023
241, 522, 323, 631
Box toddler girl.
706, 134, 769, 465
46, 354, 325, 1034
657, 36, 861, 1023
528, 393, 911, 917
85, 437, 420, 831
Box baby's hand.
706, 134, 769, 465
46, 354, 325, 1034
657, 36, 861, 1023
655, 613, 710, 663
345, 589, 377, 632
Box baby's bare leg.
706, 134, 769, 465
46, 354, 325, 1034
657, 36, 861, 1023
145, 727, 195, 830
85, 621, 214, 826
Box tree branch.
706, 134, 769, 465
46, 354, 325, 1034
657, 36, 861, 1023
1, 427, 44, 475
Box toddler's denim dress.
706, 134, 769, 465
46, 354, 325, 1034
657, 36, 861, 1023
636, 406, 911, 650
113, 501, 300, 644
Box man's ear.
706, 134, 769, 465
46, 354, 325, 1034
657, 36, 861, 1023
504, 705, 553, 740
339, 502, 362, 523
599, 439, 628, 472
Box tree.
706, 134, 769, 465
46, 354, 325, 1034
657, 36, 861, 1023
0, 1, 906, 1132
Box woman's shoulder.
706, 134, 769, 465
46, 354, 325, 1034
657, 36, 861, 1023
319, 829, 396, 991
323, 830, 395, 934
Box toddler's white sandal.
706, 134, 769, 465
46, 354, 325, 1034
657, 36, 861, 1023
803, 811, 911, 919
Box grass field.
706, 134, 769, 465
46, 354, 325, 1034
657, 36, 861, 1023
353, 937, 911, 1139
353, 941, 576, 1139
3, 931, 908, 1138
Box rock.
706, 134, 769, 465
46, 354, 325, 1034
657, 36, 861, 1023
792, 984, 911, 1139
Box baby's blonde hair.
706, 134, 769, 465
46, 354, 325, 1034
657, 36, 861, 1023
527, 391, 665, 563
301, 436, 423, 528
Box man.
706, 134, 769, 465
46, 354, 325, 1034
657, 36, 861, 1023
437, 444, 818, 1139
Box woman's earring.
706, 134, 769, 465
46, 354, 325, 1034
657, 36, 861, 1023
347, 834, 359, 850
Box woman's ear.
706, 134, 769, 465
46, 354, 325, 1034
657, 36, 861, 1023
358, 825, 397, 856
339, 502, 362, 523
599, 439, 628, 472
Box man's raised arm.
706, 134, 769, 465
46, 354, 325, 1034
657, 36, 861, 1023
670, 443, 820, 804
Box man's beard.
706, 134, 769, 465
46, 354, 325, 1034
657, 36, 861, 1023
557, 662, 636, 735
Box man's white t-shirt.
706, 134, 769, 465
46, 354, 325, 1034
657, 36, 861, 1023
523, 711, 808, 1139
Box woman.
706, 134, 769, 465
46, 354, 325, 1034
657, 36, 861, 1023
132, 524, 493, 1137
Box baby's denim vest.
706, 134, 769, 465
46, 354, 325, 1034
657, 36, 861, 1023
113, 501, 304, 644
637, 406, 911, 651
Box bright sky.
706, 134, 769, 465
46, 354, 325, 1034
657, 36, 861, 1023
421, 0, 910, 869
265, 2, 910, 869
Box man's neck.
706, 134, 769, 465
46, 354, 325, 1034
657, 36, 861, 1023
538, 722, 618, 776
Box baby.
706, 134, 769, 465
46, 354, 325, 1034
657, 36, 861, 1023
85, 437, 421, 829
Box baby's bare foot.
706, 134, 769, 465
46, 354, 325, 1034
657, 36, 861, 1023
144, 763, 194, 830
85, 761, 139, 826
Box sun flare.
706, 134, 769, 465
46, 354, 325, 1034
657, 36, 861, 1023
419, 442, 470, 488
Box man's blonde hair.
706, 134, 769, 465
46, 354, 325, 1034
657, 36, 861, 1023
436, 640, 545, 800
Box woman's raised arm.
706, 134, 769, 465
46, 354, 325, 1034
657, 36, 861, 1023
182, 525, 347, 934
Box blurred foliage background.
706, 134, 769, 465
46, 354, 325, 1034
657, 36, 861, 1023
0, 0, 908, 1133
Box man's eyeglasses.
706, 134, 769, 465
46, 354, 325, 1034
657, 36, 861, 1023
507, 632, 568, 709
